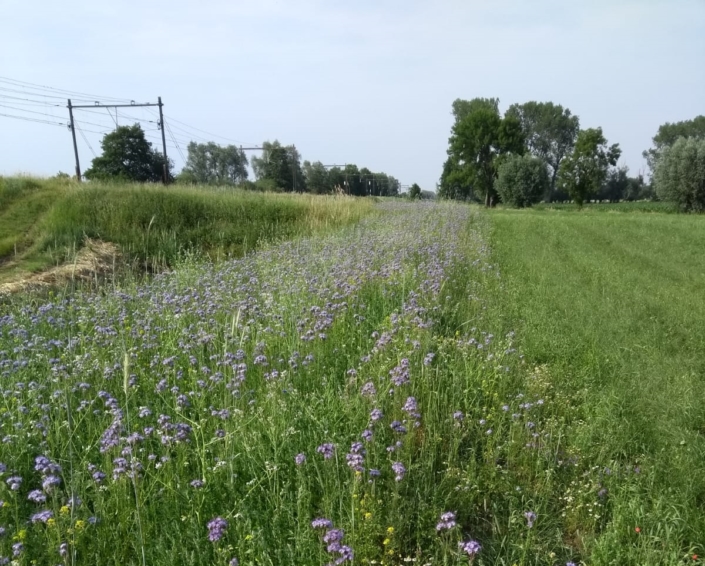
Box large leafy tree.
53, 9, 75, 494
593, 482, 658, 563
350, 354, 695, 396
408, 183, 422, 200
557, 128, 621, 206
643, 116, 705, 174
653, 136, 705, 212
505, 101, 579, 197
179, 142, 248, 185
495, 155, 549, 208
302, 160, 330, 194
84, 124, 170, 183
444, 98, 525, 206
251, 141, 305, 192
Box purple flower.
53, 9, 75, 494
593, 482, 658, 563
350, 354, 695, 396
361, 429, 373, 442
190, 479, 205, 489
12, 543, 23, 557
453, 411, 464, 421
391, 461, 406, 481
370, 408, 383, 422
360, 382, 376, 397
458, 539, 481, 557
436, 511, 457, 531
369, 468, 381, 477
5, 476, 21, 491
59, 542, 68, 557
207, 516, 228, 542
524, 511, 537, 528
229, 559, 239, 566
31, 509, 54, 523
423, 352, 435, 365
27, 490, 46, 503
311, 518, 333, 529
390, 420, 407, 434
316, 443, 335, 460
295, 453, 306, 466
42, 475, 61, 492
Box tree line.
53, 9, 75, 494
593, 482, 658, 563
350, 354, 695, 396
439, 98, 705, 210
82, 127, 402, 196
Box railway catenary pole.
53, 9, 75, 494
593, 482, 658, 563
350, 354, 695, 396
67, 99, 81, 182
157, 97, 168, 184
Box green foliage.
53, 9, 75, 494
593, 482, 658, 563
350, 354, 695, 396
653, 136, 705, 212
302, 160, 330, 194
408, 183, 421, 200
643, 115, 705, 173
505, 101, 580, 196
485, 208, 705, 563
557, 127, 621, 206
178, 142, 248, 185
251, 140, 305, 192
443, 98, 525, 205
84, 124, 171, 183
495, 154, 549, 207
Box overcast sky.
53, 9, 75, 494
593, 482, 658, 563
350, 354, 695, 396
1, 0, 703, 189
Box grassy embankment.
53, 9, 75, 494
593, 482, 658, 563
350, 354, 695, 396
474, 208, 705, 563
0, 176, 374, 283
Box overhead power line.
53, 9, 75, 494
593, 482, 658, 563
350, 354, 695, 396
0, 76, 132, 104
0, 112, 65, 127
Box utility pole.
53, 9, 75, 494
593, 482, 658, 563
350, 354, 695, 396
158, 97, 168, 184
69, 99, 164, 183
67, 99, 81, 182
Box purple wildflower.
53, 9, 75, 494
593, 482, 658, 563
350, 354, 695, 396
12, 543, 23, 557
436, 511, 457, 531
6, 476, 21, 491
524, 511, 537, 528
458, 539, 481, 557
207, 517, 228, 542
27, 490, 46, 503
453, 411, 464, 421
391, 461, 406, 481
31, 509, 54, 523
295, 453, 306, 465
390, 420, 407, 434
42, 475, 61, 492
361, 429, 373, 442
59, 542, 68, 557
360, 382, 376, 397
190, 479, 205, 489
316, 443, 335, 460
229, 559, 239, 566
311, 518, 333, 529
370, 408, 383, 422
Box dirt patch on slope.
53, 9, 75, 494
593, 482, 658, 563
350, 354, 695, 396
0, 240, 121, 295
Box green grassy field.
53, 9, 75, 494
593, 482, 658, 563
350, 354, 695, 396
475, 208, 705, 563
0, 198, 702, 565
0, 177, 373, 283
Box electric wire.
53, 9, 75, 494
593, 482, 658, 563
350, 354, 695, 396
0, 112, 66, 127
75, 122, 97, 158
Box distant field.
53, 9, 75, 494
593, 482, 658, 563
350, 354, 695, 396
0, 177, 373, 284
533, 200, 678, 213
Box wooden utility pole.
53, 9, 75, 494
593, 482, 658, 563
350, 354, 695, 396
157, 96, 168, 184
67, 99, 81, 182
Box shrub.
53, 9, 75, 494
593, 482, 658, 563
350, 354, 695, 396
654, 137, 705, 212
495, 155, 549, 207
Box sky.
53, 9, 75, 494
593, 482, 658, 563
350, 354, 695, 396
1, 0, 704, 190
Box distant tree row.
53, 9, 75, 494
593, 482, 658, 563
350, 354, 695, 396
81, 126, 407, 196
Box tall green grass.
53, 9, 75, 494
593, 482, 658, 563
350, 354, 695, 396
0, 177, 374, 281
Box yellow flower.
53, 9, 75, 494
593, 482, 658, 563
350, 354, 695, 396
386, 526, 394, 535
364, 512, 372, 520
383, 538, 391, 546
47, 518, 56, 527
75, 520, 86, 531
245, 534, 254, 541
60, 506, 70, 516
14, 529, 27, 541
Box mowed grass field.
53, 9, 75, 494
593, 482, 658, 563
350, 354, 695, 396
480, 208, 705, 563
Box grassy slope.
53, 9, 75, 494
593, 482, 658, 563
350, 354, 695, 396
484, 208, 705, 563
0, 177, 373, 283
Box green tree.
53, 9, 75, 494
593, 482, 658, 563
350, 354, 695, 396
303, 160, 330, 194
495, 155, 549, 208
643, 116, 705, 174
653, 136, 705, 212
84, 124, 170, 183
251, 141, 305, 192
179, 142, 248, 185
597, 165, 629, 202
445, 99, 525, 206
557, 128, 621, 207
408, 183, 422, 200
505, 101, 579, 198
